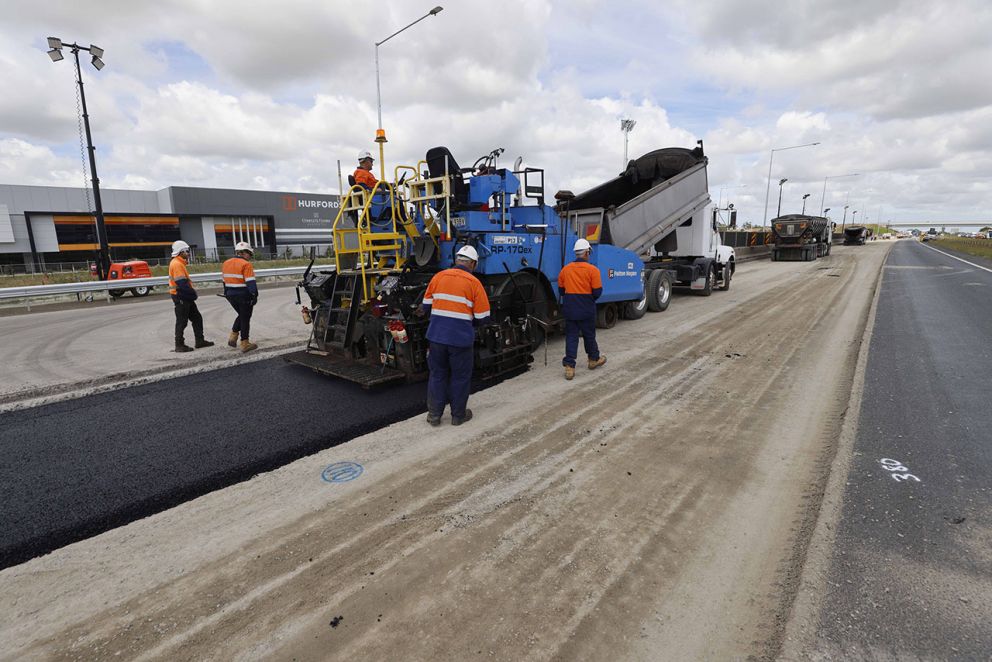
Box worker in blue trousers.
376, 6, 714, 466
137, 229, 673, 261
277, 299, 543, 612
421, 245, 492, 426
558, 238, 607, 380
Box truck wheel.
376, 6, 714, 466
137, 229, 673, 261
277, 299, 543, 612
109, 289, 126, 298
596, 303, 618, 329
646, 269, 672, 312
131, 286, 151, 297
623, 292, 648, 320
698, 263, 716, 297
719, 262, 733, 291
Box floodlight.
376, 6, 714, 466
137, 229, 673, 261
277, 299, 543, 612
47, 37, 62, 49
48, 48, 64, 62
91, 56, 105, 70
89, 45, 104, 58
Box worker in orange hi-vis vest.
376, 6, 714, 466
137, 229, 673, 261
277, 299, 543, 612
168, 240, 214, 353
353, 150, 378, 190
557, 238, 606, 380
221, 242, 259, 353
420, 245, 491, 427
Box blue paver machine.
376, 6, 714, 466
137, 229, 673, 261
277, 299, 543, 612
287, 146, 645, 387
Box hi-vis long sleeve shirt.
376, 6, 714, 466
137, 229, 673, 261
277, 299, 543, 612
557, 258, 603, 320
422, 266, 491, 347
221, 257, 257, 297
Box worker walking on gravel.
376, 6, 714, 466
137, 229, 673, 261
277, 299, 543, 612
222, 242, 259, 353
168, 240, 214, 353
421, 245, 491, 426
558, 238, 606, 380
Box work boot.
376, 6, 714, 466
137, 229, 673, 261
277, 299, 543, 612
195, 338, 215, 348
240, 339, 258, 353
175, 342, 193, 353
451, 409, 473, 426
426, 413, 442, 427
564, 365, 575, 380
227, 331, 239, 348
588, 356, 607, 370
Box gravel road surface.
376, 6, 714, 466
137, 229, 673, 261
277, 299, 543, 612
0, 245, 889, 661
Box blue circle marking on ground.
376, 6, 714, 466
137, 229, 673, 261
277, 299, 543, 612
321, 461, 364, 484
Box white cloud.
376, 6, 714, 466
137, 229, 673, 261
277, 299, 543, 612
0, 0, 988, 226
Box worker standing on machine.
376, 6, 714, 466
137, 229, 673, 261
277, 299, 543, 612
168, 240, 214, 353
222, 241, 259, 353
558, 238, 606, 380
421, 245, 491, 426
353, 151, 378, 189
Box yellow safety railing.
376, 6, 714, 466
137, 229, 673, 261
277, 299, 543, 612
332, 180, 407, 299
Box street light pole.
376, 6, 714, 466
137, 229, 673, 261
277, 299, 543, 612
47, 37, 110, 280
374, 6, 443, 180
841, 204, 849, 231
819, 172, 859, 214
776, 178, 788, 218
620, 119, 636, 171
762, 141, 820, 227
801, 193, 811, 215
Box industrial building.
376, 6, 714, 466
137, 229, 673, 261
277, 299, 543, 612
0, 184, 341, 271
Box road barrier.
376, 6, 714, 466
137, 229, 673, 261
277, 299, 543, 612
0, 265, 333, 301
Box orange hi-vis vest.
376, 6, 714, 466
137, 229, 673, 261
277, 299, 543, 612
557, 258, 603, 320
422, 266, 491, 347
222, 256, 257, 295
353, 168, 378, 189
168, 255, 195, 298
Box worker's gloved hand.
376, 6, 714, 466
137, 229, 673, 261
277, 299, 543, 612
250, 295, 258, 306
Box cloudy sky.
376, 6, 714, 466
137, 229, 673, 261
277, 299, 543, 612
1, 0, 990, 226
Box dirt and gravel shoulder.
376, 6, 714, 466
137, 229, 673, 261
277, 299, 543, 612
0, 245, 891, 661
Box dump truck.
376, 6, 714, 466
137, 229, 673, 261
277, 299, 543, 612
770, 214, 832, 261
843, 226, 868, 245
561, 144, 735, 318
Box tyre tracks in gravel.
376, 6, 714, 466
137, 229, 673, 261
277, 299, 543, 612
10, 248, 889, 661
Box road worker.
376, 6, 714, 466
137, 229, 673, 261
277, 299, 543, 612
168, 240, 214, 353
558, 238, 606, 379
222, 241, 259, 352
353, 150, 378, 190
421, 244, 491, 426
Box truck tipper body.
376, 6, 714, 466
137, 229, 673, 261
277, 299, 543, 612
771, 214, 832, 261
561, 145, 735, 315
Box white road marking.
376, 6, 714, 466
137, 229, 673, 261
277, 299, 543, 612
880, 458, 921, 483
918, 242, 992, 274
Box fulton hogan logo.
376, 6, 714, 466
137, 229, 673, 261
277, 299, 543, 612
281, 196, 340, 211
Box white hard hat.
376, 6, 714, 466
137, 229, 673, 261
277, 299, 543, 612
456, 245, 479, 262
357, 150, 374, 162
573, 238, 592, 252
171, 240, 190, 257
235, 241, 254, 254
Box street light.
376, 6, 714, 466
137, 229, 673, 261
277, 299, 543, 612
776, 178, 788, 218
373, 5, 443, 180
717, 184, 747, 210
762, 141, 820, 227
823, 207, 831, 216
819, 173, 859, 214
46, 37, 111, 280
841, 204, 850, 231
620, 119, 636, 171
801, 193, 811, 215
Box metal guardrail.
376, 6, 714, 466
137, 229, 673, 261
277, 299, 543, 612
0, 265, 335, 301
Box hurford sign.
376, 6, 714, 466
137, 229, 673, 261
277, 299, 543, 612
281, 195, 340, 211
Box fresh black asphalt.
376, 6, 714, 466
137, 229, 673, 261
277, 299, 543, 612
814, 241, 992, 658
0, 359, 434, 570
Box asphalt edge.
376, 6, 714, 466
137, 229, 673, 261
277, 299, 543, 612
776, 241, 890, 659
0, 341, 303, 414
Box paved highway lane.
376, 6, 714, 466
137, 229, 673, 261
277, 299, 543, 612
801, 240, 992, 659
0, 359, 430, 570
